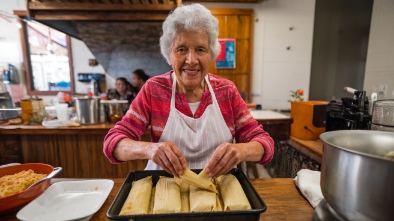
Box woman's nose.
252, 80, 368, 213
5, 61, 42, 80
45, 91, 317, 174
186, 51, 198, 65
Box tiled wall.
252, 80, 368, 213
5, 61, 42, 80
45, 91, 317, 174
364, 0, 394, 100
74, 21, 172, 83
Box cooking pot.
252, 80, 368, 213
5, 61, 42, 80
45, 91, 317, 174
74, 96, 100, 124
320, 130, 394, 221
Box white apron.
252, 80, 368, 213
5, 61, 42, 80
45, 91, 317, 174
145, 73, 233, 170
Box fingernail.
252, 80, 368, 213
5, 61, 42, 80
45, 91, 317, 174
178, 170, 183, 175
205, 168, 210, 173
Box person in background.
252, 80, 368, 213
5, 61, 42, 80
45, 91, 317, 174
103, 4, 274, 178
107, 77, 136, 105
131, 69, 149, 92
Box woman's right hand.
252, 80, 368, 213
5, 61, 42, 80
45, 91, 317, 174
149, 142, 187, 177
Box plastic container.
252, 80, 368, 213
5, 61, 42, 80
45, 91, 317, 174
107, 168, 266, 221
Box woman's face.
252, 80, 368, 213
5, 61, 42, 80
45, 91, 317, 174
169, 28, 212, 91
116, 80, 127, 94
131, 73, 143, 88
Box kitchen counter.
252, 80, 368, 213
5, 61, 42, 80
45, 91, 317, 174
2, 178, 314, 221
0, 123, 149, 178
0, 111, 294, 179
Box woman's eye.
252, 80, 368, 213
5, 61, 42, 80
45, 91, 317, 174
177, 48, 187, 53
197, 48, 207, 53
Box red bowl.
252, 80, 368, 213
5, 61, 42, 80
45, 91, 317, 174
0, 163, 54, 215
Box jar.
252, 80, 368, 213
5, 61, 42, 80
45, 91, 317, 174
100, 100, 129, 124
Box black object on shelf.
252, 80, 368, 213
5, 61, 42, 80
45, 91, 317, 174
326, 90, 371, 131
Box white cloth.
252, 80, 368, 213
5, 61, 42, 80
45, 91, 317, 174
293, 169, 324, 208
145, 73, 233, 170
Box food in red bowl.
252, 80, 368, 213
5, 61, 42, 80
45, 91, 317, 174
0, 163, 54, 215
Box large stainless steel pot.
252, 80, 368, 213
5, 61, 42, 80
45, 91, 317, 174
320, 130, 394, 221
74, 96, 100, 124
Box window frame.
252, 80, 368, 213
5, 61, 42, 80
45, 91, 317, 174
14, 10, 75, 96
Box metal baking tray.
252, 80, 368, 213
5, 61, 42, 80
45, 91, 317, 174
107, 168, 267, 221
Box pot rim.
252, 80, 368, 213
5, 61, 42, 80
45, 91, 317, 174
320, 130, 394, 163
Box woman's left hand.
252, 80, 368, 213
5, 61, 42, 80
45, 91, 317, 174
204, 142, 244, 179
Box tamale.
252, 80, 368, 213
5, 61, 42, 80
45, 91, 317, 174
179, 168, 217, 193
153, 177, 181, 214
180, 191, 190, 212
214, 179, 223, 211
147, 186, 156, 214
119, 176, 152, 215
174, 177, 190, 193
189, 185, 217, 212
217, 174, 251, 210
174, 177, 190, 213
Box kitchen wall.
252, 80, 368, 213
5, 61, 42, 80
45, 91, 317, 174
364, 0, 394, 100
201, 0, 316, 110
309, 0, 373, 102
1, 0, 316, 109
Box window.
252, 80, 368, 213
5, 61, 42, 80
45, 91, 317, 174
16, 11, 74, 95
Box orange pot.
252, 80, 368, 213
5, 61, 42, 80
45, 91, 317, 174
291, 101, 328, 140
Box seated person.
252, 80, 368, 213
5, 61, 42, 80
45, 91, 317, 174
131, 69, 150, 93
107, 77, 136, 105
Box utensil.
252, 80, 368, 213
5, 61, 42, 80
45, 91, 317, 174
320, 130, 394, 221
27, 167, 62, 189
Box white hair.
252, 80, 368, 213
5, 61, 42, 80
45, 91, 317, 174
160, 4, 221, 64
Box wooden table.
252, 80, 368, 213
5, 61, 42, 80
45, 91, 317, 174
1, 178, 314, 221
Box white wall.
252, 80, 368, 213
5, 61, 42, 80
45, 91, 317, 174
1, 0, 315, 109
199, 0, 316, 110
364, 0, 394, 100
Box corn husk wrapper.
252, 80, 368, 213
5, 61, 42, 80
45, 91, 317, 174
119, 176, 152, 215
189, 185, 217, 212
153, 177, 181, 214
147, 186, 156, 214
179, 168, 217, 193
174, 177, 190, 213
214, 179, 223, 211
217, 174, 251, 210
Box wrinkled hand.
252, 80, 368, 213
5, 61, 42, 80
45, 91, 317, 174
149, 142, 187, 177
204, 142, 244, 179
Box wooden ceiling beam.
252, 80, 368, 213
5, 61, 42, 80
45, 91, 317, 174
30, 11, 170, 21
28, 2, 176, 11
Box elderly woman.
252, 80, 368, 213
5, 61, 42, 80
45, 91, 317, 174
103, 4, 274, 179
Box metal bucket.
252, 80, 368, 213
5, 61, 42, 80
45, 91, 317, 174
74, 96, 100, 124
320, 130, 394, 221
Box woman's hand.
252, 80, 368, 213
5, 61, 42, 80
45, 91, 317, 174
149, 142, 187, 177
204, 142, 244, 179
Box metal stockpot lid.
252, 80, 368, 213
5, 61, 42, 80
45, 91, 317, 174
73, 96, 100, 100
